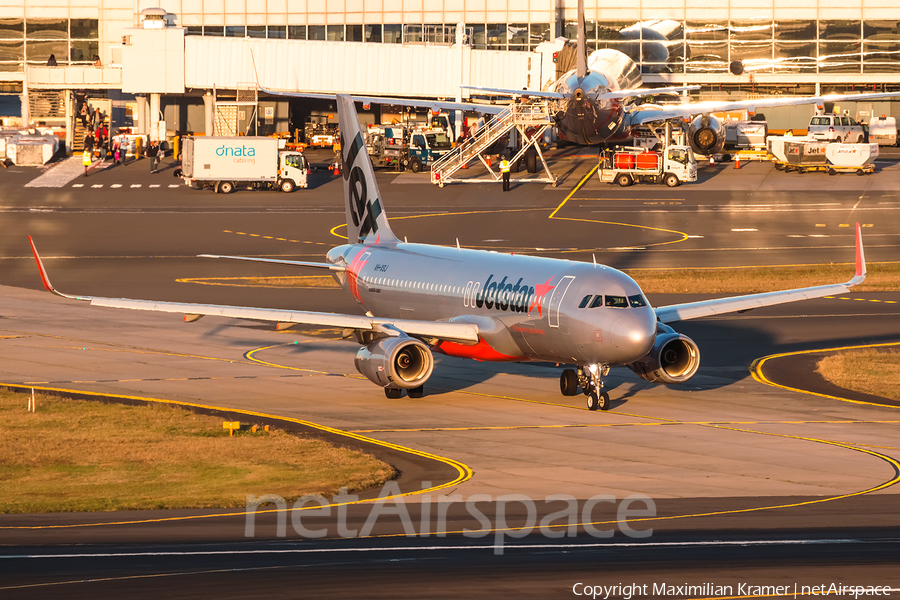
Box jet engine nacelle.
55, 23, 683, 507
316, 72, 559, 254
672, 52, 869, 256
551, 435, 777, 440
627, 332, 700, 384
687, 114, 725, 156
354, 337, 434, 389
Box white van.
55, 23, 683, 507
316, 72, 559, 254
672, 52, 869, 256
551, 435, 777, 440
808, 114, 865, 143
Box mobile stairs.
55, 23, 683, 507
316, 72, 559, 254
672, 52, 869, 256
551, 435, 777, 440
430, 101, 557, 187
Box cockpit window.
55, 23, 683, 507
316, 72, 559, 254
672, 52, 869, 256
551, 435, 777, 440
605, 295, 627, 308
628, 294, 647, 308
589, 295, 604, 308
578, 295, 592, 308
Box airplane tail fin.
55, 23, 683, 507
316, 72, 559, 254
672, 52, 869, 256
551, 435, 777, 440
576, 0, 587, 78
336, 94, 399, 245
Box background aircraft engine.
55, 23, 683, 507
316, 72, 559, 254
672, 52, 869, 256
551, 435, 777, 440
627, 332, 700, 384
354, 337, 434, 389
687, 114, 725, 156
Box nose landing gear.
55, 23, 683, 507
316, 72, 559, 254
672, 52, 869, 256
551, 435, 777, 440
561, 365, 611, 411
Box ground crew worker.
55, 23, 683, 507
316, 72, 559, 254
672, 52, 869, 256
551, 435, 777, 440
501, 151, 511, 192
82, 148, 91, 177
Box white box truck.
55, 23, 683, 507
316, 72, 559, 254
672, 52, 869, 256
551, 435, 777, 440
181, 136, 308, 193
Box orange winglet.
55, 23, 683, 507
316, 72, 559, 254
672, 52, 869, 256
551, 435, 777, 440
28, 236, 54, 293
854, 222, 866, 279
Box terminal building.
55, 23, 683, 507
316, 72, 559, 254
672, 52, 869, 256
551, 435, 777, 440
1, 0, 898, 150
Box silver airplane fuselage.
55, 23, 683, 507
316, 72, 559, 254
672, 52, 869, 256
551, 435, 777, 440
327, 241, 657, 366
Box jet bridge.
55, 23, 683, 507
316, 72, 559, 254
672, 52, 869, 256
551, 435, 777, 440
430, 101, 557, 187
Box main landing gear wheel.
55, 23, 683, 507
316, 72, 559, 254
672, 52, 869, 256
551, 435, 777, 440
384, 387, 402, 399
560, 369, 578, 396
407, 385, 425, 399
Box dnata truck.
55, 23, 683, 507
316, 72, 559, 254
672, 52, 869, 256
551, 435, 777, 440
181, 136, 307, 193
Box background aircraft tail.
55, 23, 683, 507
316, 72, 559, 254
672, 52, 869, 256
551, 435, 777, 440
576, 0, 587, 78
337, 94, 399, 245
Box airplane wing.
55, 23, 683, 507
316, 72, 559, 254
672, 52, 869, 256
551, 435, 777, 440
654, 224, 866, 324
596, 85, 699, 101
627, 91, 900, 127
461, 84, 698, 101
461, 85, 566, 99
198, 254, 346, 272
260, 88, 508, 115
28, 237, 479, 345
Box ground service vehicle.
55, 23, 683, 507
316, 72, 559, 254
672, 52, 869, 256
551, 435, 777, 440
767, 136, 877, 175
408, 129, 452, 171
724, 119, 767, 149
599, 145, 697, 187
307, 123, 339, 147
181, 136, 308, 193
366, 126, 409, 170
867, 115, 898, 146
807, 114, 865, 143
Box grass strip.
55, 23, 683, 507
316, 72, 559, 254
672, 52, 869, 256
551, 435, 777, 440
0, 391, 394, 513
816, 348, 900, 402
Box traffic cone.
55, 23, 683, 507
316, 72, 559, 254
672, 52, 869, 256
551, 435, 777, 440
333, 162, 339, 176
734, 154, 741, 169
708, 155, 715, 167
486, 155, 491, 167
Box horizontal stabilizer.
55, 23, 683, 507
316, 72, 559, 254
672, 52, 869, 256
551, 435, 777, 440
199, 254, 346, 272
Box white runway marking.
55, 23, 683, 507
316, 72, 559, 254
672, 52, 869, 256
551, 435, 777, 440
149, 184, 160, 188
168, 184, 180, 188
0, 538, 885, 560
110, 184, 122, 188
71, 184, 83, 188
731, 228, 758, 232
90, 184, 102, 188
130, 184, 141, 188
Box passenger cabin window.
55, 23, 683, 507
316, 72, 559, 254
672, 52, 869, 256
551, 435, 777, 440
578, 295, 592, 308
628, 294, 647, 308
589, 295, 604, 309
605, 295, 627, 308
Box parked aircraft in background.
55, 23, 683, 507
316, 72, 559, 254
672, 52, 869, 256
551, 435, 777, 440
463, 0, 900, 152
29, 95, 867, 411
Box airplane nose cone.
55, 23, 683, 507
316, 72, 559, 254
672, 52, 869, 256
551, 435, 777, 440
612, 312, 656, 360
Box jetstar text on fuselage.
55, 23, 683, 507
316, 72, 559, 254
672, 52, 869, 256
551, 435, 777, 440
466, 274, 553, 316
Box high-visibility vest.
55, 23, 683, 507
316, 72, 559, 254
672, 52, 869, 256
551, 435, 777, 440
82, 150, 91, 166
501, 159, 510, 173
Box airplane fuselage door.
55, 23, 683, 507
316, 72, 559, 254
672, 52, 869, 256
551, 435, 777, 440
548, 275, 575, 328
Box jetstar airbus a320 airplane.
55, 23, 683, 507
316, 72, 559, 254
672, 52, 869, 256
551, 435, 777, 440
29, 95, 867, 411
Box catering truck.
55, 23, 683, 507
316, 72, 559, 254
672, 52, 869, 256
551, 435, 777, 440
181, 136, 308, 193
